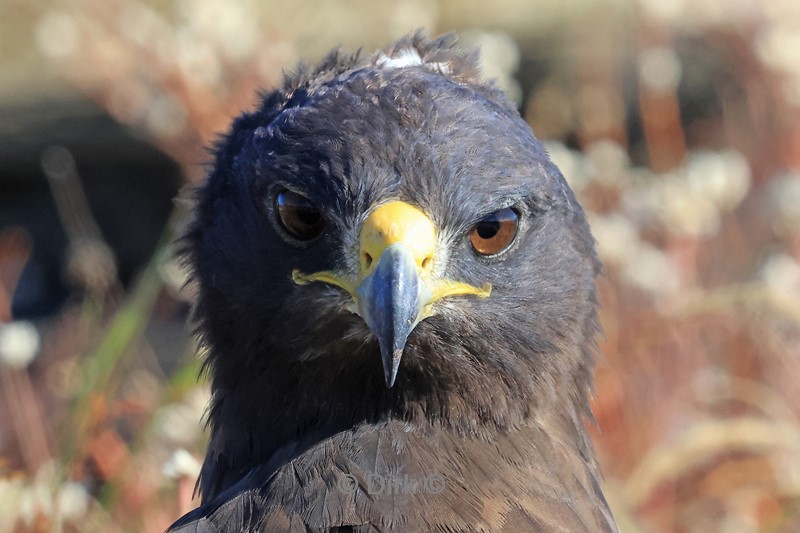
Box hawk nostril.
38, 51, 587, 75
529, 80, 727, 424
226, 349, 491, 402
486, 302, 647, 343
421, 256, 432, 271
364, 252, 373, 269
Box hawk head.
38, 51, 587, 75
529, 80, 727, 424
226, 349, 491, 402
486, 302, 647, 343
184, 33, 601, 499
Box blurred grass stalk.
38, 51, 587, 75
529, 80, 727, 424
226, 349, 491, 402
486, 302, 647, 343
1, 363, 51, 474
0, 231, 52, 475
58, 235, 166, 470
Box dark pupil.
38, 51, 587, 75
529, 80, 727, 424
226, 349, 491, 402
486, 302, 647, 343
469, 207, 519, 256
276, 190, 324, 239
476, 218, 500, 239
295, 206, 320, 226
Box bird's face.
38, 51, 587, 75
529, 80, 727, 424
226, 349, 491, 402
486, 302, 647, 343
191, 67, 598, 405
293, 199, 492, 387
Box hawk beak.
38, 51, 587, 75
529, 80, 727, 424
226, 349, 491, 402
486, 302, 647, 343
356, 243, 430, 387
293, 201, 490, 388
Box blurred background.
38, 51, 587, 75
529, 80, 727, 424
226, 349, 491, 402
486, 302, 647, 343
1, 0, 799, 531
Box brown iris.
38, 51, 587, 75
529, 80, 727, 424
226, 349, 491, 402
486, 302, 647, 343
469, 207, 519, 256
275, 190, 325, 240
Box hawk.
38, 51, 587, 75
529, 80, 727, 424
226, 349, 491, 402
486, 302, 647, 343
170, 33, 618, 532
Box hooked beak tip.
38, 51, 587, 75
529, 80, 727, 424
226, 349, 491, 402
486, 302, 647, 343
382, 348, 403, 388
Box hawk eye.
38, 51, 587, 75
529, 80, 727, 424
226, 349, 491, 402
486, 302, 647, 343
469, 207, 519, 256
275, 190, 325, 241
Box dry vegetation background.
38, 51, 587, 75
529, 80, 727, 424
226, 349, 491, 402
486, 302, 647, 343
1, 0, 800, 531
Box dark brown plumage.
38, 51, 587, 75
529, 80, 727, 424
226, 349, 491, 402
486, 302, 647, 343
170, 33, 618, 532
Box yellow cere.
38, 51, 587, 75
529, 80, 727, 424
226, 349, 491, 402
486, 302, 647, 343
359, 201, 437, 278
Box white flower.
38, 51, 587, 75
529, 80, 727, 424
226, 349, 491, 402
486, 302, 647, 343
760, 253, 800, 297
55, 482, 89, 522
685, 150, 751, 211
585, 140, 631, 189
657, 177, 721, 237
768, 172, 800, 235
163, 449, 202, 480
757, 26, 800, 75
588, 213, 640, 266
639, 47, 682, 92
620, 242, 681, 295
2, 464, 90, 526
18, 473, 54, 526
0, 322, 41, 370
0, 477, 25, 530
